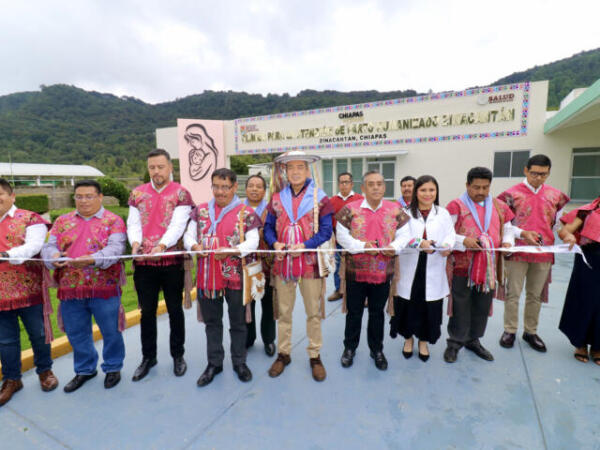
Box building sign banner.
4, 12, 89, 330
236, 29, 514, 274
234, 83, 529, 155
177, 119, 226, 204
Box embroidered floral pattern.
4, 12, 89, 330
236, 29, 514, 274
51, 210, 125, 300
0, 210, 48, 310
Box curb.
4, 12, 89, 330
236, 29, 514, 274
2, 289, 197, 379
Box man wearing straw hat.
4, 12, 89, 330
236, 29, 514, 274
263, 151, 334, 381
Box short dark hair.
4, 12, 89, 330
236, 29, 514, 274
211, 168, 237, 184
400, 176, 416, 185
467, 167, 493, 184
74, 180, 102, 194
246, 174, 266, 189
338, 172, 353, 182
0, 178, 14, 195
362, 170, 382, 182
410, 175, 439, 218
147, 148, 171, 161
526, 154, 551, 169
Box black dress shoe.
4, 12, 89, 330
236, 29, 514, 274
464, 340, 494, 361
522, 333, 547, 352
402, 341, 414, 359
64, 372, 97, 393
132, 358, 157, 382
340, 348, 355, 368
197, 364, 223, 387
370, 351, 388, 371
264, 342, 276, 357
173, 356, 187, 377
443, 346, 458, 363
233, 363, 253, 382
104, 372, 121, 389
499, 331, 516, 348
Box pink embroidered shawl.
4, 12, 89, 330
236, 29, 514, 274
128, 182, 193, 266
336, 200, 408, 284
498, 183, 569, 263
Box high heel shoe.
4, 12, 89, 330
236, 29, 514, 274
418, 341, 430, 362
402, 340, 413, 359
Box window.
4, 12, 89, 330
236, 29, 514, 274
366, 157, 395, 199
350, 158, 363, 193
493, 150, 530, 177
322, 160, 333, 196
571, 148, 600, 201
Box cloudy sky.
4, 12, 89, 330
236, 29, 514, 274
1, 0, 598, 104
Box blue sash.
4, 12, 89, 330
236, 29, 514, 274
279, 179, 325, 224
207, 195, 242, 235
459, 191, 492, 234
244, 198, 267, 218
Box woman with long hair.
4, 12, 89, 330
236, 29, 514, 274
390, 175, 455, 361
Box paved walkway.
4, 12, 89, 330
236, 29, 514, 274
2, 253, 598, 449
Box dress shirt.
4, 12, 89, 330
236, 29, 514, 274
1, 205, 47, 265
335, 199, 405, 254
183, 221, 259, 257
126, 181, 192, 248
42, 207, 126, 269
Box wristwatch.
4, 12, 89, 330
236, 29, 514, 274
0, 251, 9, 259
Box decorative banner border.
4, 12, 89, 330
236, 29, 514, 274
234, 82, 530, 155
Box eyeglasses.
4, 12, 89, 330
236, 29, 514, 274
74, 195, 98, 201
211, 184, 233, 192
338, 180, 353, 185
528, 171, 549, 178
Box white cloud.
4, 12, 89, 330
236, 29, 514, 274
0, 0, 598, 103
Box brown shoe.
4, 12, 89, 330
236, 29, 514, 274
327, 291, 343, 302
0, 379, 23, 406
39, 370, 59, 392
310, 356, 327, 382
268, 353, 291, 378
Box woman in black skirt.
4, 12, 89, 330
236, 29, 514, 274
558, 196, 600, 365
390, 175, 455, 361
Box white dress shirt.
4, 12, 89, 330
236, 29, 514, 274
336, 199, 406, 254
336, 190, 356, 201
127, 181, 192, 248
1, 205, 47, 265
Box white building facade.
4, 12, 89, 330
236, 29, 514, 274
157, 79, 600, 205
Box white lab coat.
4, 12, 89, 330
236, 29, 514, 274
395, 206, 456, 301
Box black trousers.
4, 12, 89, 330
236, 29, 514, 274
246, 279, 276, 347
133, 264, 185, 360
344, 278, 390, 353
447, 276, 493, 349
199, 288, 247, 367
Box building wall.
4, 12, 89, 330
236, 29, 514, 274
156, 80, 600, 205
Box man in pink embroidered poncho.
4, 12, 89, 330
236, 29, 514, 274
128, 149, 194, 382
336, 171, 409, 370
497, 154, 569, 352
0, 178, 58, 406
43, 180, 126, 392
443, 167, 515, 364
184, 168, 260, 387
263, 151, 334, 382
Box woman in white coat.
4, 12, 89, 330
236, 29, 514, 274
389, 175, 456, 361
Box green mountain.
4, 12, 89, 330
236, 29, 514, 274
492, 47, 600, 109
0, 48, 598, 178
